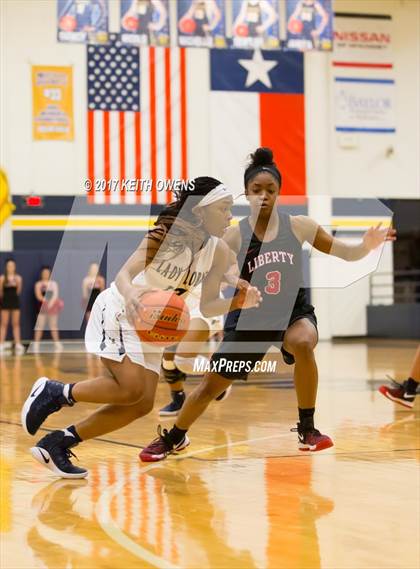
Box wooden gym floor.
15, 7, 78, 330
1, 339, 419, 569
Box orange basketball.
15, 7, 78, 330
288, 18, 303, 35
134, 291, 190, 347
235, 24, 249, 37
122, 15, 139, 32
59, 14, 77, 31
179, 18, 196, 34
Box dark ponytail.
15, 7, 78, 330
244, 147, 282, 188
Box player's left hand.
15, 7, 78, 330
232, 285, 262, 310
363, 222, 397, 251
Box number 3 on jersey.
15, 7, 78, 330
264, 271, 281, 295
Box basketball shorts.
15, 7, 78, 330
85, 288, 164, 374
210, 304, 318, 381
85, 287, 223, 372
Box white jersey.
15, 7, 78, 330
86, 235, 220, 373
110, 235, 219, 306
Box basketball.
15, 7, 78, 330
134, 291, 190, 347
122, 15, 139, 32
235, 24, 249, 37
287, 18, 303, 34
59, 14, 77, 31
179, 18, 196, 35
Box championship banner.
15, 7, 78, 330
285, 0, 333, 51
120, 0, 170, 47
177, 0, 227, 48
231, 0, 280, 50
57, 0, 109, 44
32, 66, 74, 141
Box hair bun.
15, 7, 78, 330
250, 147, 274, 167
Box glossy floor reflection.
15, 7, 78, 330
1, 340, 419, 568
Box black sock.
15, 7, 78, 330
299, 408, 315, 431
169, 425, 188, 445
405, 377, 419, 395
65, 425, 82, 443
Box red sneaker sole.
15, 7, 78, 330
299, 439, 334, 452
139, 452, 167, 463
139, 440, 190, 463
379, 386, 413, 409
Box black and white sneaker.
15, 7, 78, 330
30, 430, 87, 479
21, 377, 73, 436
159, 390, 186, 416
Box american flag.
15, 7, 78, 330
87, 34, 188, 205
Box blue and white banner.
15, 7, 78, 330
231, 0, 280, 50
120, 0, 170, 47
177, 0, 227, 48
334, 78, 396, 133
286, 0, 333, 51
57, 0, 109, 44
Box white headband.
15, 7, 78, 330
191, 184, 233, 214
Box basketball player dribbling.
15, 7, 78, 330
21, 177, 261, 478
140, 147, 397, 462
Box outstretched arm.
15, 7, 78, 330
293, 215, 396, 261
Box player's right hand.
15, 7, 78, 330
124, 286, 156, 325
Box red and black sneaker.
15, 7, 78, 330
139, 426, 190, 463
379, 380, 415, 409
292, 423, 334, 452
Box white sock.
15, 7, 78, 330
63, 384, 72, 404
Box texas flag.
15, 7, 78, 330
209, 49, 305, 199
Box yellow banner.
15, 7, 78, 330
0, 169, 15, 226
32, 65, 74, 141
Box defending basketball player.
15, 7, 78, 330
21, 177, 261, 478
140, 147, 397, 462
